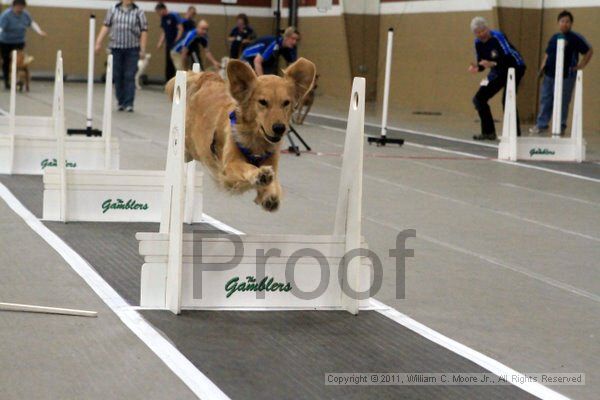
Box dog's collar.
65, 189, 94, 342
229, 111, 273, 167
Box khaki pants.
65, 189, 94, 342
170, 50, 184, 71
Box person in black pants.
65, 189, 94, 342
155, 2, 183, 80
468, 17, 526, 140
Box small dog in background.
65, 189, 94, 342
293, 74, 318, 125
14, 51, 34, 92
135, 53, 151, 90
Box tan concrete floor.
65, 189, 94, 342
1, 82, 599, 399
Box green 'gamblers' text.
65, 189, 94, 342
101, 199, 149, 214
41, 158, 77, 169
225, 276, 292, 298
529, 148, 556, 157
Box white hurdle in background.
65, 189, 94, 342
0, 51, 120, 174
136, 76, 372, 315
498, 38, 586, 162
42, 60, 203, 223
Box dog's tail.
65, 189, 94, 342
165, 71, 224, 102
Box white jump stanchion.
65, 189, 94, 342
498, 66, 586, 162
103, 54, 113, 169
183, 63, 201, 224
551, 38, 565, 137
7, 50, 17, 174
86, 15, 96, 131
500, 68, 518, 161
42, 67, 202, 223
136, 77, 372, 315
571, 70, 584, 163
367, 28, 403, 146
54, 53, 67, 222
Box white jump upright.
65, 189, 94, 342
184, 63, 202, 224
136, 77, 372, 315
86, 15, 96, 132
498, 66, 586, 162
551, 38, 565, 138
42, 66, 203, 223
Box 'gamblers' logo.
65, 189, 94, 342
41, 158, 77, 169
101, 199, 149, 214
225, 276, 292, 298
529, 148, 556, 157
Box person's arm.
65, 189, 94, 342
157, 31, 165, 49
95, 25, 110, 52
577, 47, 593, 70
205, 49, 221, 69
254, 54, 264, 76
31, 21, 47, 37
468, 42, 482, 73
174, 23, 184, 43
538, 53, 548, 78
140, 30, 148, 58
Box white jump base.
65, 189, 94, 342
0, 116, 54, 136
137, 233, 371, 310
498, 50, 586, 163
0, 136, 119, 174
43, 168, 203, 222
136, 73, 370, 315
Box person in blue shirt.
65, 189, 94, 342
228, 13, 255, 59
468, 17, 526, 141
0, 0, 47, 89
180, 20, 220, 71
242, 26, 299, 76
155, 2, 183, 81
181, 6, 197, 33
529, 10, 593, 135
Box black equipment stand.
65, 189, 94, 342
286, 125, 311, 156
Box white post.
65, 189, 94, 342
184, 63, 200, 224
571, 70, 584, 162
551, 38, 565, 137
334, 77, 365, 315
380, 28, 393, 138
501, 68, 518, 161
7, 50, 17, 174
103, 54, 113, 169
86, 15, 96, 130
161, 71, 187, 314
54, 53, 67, 222
0, 302, 97, 317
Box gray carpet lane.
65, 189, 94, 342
1, 174, 536, 399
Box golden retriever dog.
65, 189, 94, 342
166, 57, 316, 212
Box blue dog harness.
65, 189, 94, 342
229, 111, 273, 167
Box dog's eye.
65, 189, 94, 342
282, 100, 291, 107
258, 99, 268, 107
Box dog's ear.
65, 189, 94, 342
284, 58, 316, 105
227, 60, 257, 104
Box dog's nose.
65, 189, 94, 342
272, 123, 286, 136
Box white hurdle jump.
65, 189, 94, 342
0, 51, 120, 174
136, 75, 372, 314
498, 38, 586, 162
42, 58, 203, 223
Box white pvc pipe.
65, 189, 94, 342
54, 51, 67, 222
103, 54, 113, 169
184, 63, 201, 224
7, 50, 17, 174
551, 38, 565, 137
380, 28, 393, 138
86, 15, 96, 129
571, 70, 584, 162
0, 302, 97, 317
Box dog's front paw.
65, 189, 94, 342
261, 195, 280, 212
255, 166, 274, 187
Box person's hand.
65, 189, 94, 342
39, 30, 48, 37
213, 62, 222, 70
468, 63, 479, 74
478, 60, 495, 69
94, 42, 102, 53
139, 50, 146, 60
156, 42, 162, 49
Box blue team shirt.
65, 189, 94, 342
160, 12, 182, 48
242, 36, 297, 73
0, 8, 32, 44
544, 31, 591, 78
172, 29, 197, 53
474, 30, 525, 81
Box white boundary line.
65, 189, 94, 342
306, 116, 600, 183
369, 299, 570, 400
0, 182, 230, 400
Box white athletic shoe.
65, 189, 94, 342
125, 106, 134, 113
528, 126, 547, 135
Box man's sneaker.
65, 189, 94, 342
473, 133, 497, 141
528, 125, 547, 135
125, 106, 134, 113
118, 105, 125, 111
